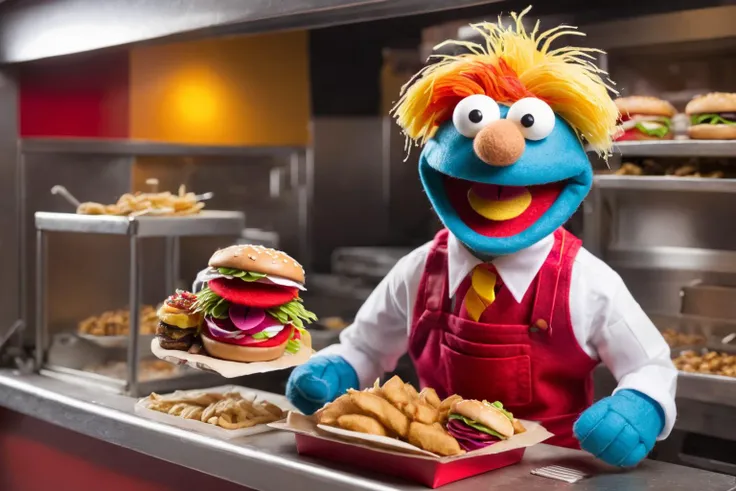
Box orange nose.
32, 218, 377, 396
473, 119, 526, 167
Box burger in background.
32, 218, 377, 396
614, 96, 676, 141
156, 291, 202, 351
686, 92, 736, 140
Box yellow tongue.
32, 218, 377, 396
467, 188, 532, 221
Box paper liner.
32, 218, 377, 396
270, 412, 552, 462
150, 336, 313, 378
135, 385, 296, 440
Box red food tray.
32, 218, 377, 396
295, 432, 526, 488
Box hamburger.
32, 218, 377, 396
686, 92, 736, 140
614, 96, 676, 141
193, 245, 316, 363
446, 400, 525, 451
156, 291, 202, 350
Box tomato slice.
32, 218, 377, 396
209, 278, 297, 308
254, 325, 294, 347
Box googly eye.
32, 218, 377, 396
507, 98, 555, 141
452, 94, 501, 138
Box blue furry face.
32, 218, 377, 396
420, 101, 592, 256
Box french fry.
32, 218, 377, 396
382, 376, 412, 408
337, 414, 388, 436
419, 388, 441, 408
349, 390, 409, 437
317, 394, 363, 426
408, 422, 464, 457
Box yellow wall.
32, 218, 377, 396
130, 30, 310, 146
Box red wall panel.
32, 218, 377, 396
20, 50, 130, 138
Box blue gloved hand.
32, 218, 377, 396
286, 355, 359, 415
574, 389, 664, 467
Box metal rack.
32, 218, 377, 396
611, 140, 736, 159
34, 211, 244, 396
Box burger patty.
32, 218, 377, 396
156, 322, 198, 350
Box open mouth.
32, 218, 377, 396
444, 176, 564, 238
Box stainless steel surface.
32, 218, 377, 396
34, 230, 46, 369
127, 237, 140, 396
164, 236, 181, 293
681, 284, 736, 318
530, 465, 588, 483
332, 247, 412, 280
584, 6, 736, 50
311, 118, 389, 271
585, 173, 736, 314
595, 176, 736, 193
20, 138, 304, 157
0, 67, 21, 353
607, 246, 736, 275
0, 0, 505, 63
35, 211, 245, 237
0, 372, 734, 491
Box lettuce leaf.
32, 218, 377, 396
194, 287, 230, 319
194, 287, 317, 329
266, 298, 318, 329
635, 121, 670, 138
691, 114, 736, 126
488, 400, 514, 420
448, 414, 507, 440
217, 267, 268, 282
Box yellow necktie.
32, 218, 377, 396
462, 265, 497, 322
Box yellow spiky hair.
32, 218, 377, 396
392, 6, 618, 156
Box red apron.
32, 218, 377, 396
408, 228, 598, 448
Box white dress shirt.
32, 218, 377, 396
320, 232, 677, 439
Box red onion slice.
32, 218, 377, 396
229, 304, 266, 331
205, 316, 242, 340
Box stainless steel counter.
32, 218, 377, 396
0, 370, 733, 491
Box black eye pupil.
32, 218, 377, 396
521, 114, 535, 128
468, 109, 483, 124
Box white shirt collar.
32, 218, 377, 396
447, 233, 555, 303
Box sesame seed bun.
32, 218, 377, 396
209, 244, 305, 284
685, 92, 736, 115
688, 124, 736, 140
450, 399, 514, 439
615, 96, 676, 118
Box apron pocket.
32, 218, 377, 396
441, 343, 532, 406
444, 331, 530, 358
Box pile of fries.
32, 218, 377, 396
673, 350, 736, 377
317, 376, 465, 456
77, 184, 204, 217
78, 306, 158, 336
145, 391, 284, 429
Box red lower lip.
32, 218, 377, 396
444, 177, 563, 238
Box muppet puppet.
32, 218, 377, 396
286, 8, 676, 467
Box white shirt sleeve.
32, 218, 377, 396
317, 242, 431, 388
570, 248, 678, 440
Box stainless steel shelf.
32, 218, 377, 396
20, 138, 304, 158
587, 140, 736, 158
594, 175, 736, 193
606, 245, 736, 274
35, 211, 245, 237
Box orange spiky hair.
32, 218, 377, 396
392, 6, 618, 156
